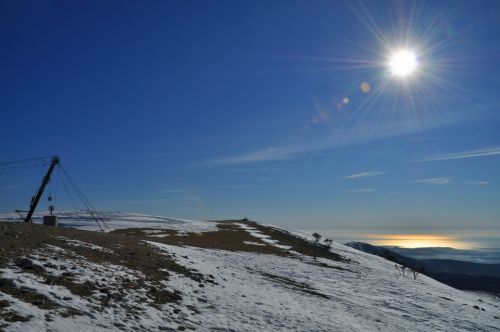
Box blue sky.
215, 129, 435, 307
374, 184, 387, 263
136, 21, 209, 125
1, 1, 500, 241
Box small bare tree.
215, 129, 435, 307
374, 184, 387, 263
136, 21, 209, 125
395, 264, 407, 277
323, 238, 333, 249
312, 232, 322, 260
312, 232, 322, 244
410, 268, 420, 280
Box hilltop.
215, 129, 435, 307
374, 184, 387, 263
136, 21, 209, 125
0, 212, 499, 331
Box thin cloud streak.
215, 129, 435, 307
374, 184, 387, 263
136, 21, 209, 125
160, 189, 197, 193
160, 185, 251, 193
413, 177, 452, 185
345, 188, 374, 192
413, 147, 500, 162
343, 171, 386, 179
464, 181, 489, 185
209, 101, 469, 165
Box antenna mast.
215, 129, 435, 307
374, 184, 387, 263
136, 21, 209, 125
24, 156, 60, 223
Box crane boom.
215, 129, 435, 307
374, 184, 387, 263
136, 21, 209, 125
24, 156, 60, 223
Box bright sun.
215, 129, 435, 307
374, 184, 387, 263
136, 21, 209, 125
388, 49, 418, 78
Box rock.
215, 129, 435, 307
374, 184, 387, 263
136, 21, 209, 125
473, 305, 480, 310
86, 313, 97, 319
109, 292, 123, 301
14, 258, 34, 269
45, 276, 57, 285
191, 276, 201, 283
0, 300, 9, 308
0, 278, 14, 288
49, 292, 60, 300
186, 305, 201, 314
19, 286, 31, 294
43, 262, 58, 269
32, 299, 46, 306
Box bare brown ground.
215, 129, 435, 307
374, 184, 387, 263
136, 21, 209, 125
0, 221, 204, 323
111, 222, 291, 256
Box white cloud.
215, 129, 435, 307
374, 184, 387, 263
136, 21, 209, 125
413, 147, 500, 162
413, 177, 452, 185
343, 171, 386, 179
345, 188, 374, 192
464, 181, 489, 185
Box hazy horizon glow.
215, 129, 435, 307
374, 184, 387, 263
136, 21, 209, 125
368, 234, 471, 249
305, 229, 500, 250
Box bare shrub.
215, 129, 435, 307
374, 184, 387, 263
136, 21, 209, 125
395, 264, 407, 277
410, 268, 420, 280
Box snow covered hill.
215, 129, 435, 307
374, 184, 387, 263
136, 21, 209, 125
0, 212, 499, 331
0, 211, 217, 233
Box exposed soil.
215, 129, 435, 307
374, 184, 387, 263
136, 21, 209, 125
113, 220, 349, 265
0, 221, 203, 320
111, 222, 292, 257
0, 222, 199, 279
242, 221, 349, 262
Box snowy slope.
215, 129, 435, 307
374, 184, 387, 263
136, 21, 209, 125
148, 241, 500, 332
0, 212, 499, 331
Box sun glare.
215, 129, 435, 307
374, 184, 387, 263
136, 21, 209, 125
388, 49, 418, 78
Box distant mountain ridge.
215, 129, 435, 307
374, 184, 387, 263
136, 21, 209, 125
345, 241, 500, 294
387, 246, 500, 264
